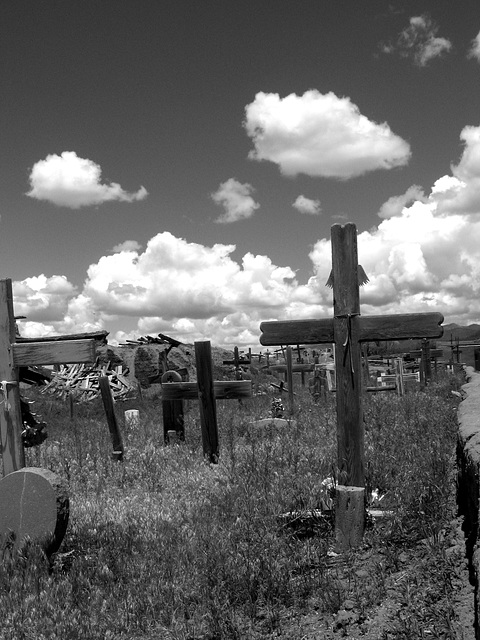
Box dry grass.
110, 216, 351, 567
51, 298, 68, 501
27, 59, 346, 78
0, 369, 465, 639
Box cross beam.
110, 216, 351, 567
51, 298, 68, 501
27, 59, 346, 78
0, 279, 96, 476
259, 224, 444, 548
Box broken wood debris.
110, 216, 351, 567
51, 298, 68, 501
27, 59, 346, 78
40, 361, 134, 402
120, 332, 183, 347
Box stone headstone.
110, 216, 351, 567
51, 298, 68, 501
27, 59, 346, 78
0, 467, 69, 555
125, 409, 140, 427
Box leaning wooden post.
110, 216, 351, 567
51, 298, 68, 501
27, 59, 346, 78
286, 346, 294, 415
331, 224, 365, 549
195, 341, 219, 463
99, 375, 124, 461
0, 279, 25, 474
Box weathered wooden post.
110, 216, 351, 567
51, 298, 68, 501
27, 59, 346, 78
259, 223, 444, 549
420, 339, 432, 386
394, 358, 405, 396
286, 346, 294, 415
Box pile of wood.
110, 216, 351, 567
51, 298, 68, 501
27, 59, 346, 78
41, 362, 135, 402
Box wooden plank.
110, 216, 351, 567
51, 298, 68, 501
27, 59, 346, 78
162, 380, 252, 400
260, 318, 334, 346
409, 348, 443, 358
359, 313, 444, 341
269, 363, 315, 372
0, 279, 25, 475
13, 339, 96, 366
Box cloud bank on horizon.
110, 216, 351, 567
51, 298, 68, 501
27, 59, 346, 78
16, 17, 480, 348
17, 122, 480, 347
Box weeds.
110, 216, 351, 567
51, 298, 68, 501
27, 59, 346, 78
0, 369, 465, 639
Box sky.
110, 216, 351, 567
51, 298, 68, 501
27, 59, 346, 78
2, 0, 480, 350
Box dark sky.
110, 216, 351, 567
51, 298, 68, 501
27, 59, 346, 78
2, 1, 480, 345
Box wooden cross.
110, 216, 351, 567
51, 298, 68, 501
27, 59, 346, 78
259, 224, 443, 547
0, 278, 96, 475
0, 278, 96, 554
161, 341, 252, 463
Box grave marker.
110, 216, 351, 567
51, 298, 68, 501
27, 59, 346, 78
0, 278, 96, 552
260, 223, 444, 548
162, 341, 252, 462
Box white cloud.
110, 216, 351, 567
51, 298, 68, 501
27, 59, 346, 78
382, 15, 452, 67
468, 31, 480, 62
13, 275, 77, 323
377, 185, 427, 218
26, 151, 148, 209
244, 90, 410, 179
308, 125, 480, 325
17, 124, 480, 346
292, 195, 321, 215
112, 240, 143, 253
211, 178, 260, 223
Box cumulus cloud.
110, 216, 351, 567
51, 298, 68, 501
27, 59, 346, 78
211, 178, 260, 223
381, 14, 452, 67
26, 151, 148, 209
468, 31, 480, 62
17, 124, 480, 346
13, 275, 77, 323
112, 240, 143, 253
292, 195, 322, 215
308, 124, 480, 326
244, 90, 410, 179
377, 185, 427, 218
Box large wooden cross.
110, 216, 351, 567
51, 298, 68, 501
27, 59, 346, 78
259, 223, 443, 547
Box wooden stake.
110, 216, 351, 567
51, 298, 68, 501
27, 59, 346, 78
99, 375, 124, 461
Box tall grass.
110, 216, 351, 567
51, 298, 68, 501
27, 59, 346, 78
0, 370, 464, 639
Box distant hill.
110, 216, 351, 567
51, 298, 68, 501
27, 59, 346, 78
441, 323, 480, 342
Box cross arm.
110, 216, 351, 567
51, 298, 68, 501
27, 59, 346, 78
162, 380, 252, 400
259, 318, 334, 346
359, 312, 444, 342
259, 312, 443, 346
13, 339, 96, 366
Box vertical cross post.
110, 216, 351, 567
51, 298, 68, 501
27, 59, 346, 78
331, 223, 364, 488
0, 279, 25, 474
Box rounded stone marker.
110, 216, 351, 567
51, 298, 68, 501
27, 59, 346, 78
0, 467, 69, 555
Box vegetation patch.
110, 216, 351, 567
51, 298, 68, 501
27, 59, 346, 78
0, 370, 471, 639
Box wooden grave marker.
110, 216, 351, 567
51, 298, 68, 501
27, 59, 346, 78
162, 341, 252, 462
260, 223, 444, 549
0, 278, 96, 553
